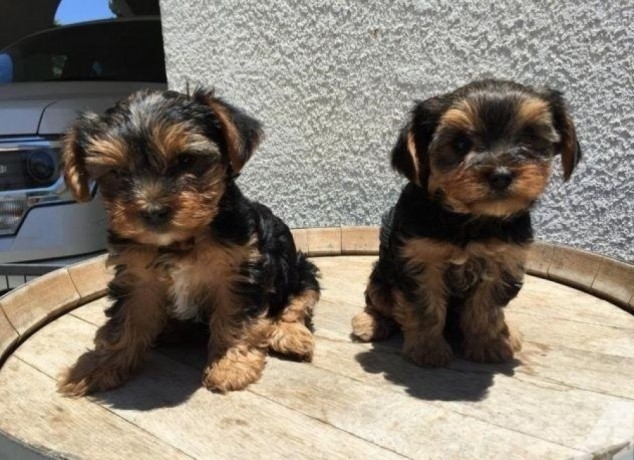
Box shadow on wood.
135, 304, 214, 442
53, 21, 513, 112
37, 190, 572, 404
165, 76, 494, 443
92, 320, 210, 411
354, 333, 519, 402
91, 351, 203, 411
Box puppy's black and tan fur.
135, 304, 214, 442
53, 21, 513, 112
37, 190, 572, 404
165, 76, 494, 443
352, 80, 581, 366
58, 88, 319, 395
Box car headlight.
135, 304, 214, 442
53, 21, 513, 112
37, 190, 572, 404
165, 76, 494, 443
0, 138, 85, 236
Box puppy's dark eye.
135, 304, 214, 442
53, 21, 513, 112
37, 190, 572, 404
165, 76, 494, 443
452, 135, 472, 155
532, 144, 555, 157
177, 154, 197, 166
519, 126, 537, 139
517, 130, 554, 156
109, 169, 124, 179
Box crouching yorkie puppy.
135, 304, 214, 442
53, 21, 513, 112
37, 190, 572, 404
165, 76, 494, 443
57, 88, 320, 395
352, 80, 581, 366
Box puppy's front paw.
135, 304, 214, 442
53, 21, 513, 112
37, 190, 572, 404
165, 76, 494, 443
202, 347, 266, 393
57, 351, 130, 397
403, 338, 453, 367
351, 310, 396, 342
268, 321, 314, 362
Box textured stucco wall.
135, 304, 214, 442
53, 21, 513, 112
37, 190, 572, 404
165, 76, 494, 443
159, 1, 634, 263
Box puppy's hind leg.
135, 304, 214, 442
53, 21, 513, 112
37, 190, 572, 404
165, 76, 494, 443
352, 266, 398, 342
269, 289, 319, 361
268, 254, 319, 361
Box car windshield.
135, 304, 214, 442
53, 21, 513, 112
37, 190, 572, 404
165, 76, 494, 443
0, 19, 166, 84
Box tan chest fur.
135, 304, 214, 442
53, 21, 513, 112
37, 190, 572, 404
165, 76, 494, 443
109, 236, 259, 320
400, 237, 528, 293
167, 238, 258, 320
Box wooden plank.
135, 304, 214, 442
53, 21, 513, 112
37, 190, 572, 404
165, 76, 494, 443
320, 287, 366, 308
341, 227, 379, 254
316, 257, 373, 306
307, 227, 342, 256
305, 339, 634, 456
515, 276, 634, 330
138, 291, 633, 456
526, 241, 555, 277
12, 314, 406, 460
0, 268, 80, 336
313, 297, 359, 338
315, 255, 376, 276
290, 228, 309, 253
154, 331, 589, 458
547, 246, 603, 290
313, 296, 634, 400
249, 352, 586, 459
0, 307, 19, 363
50, 296, 608, 457
318, 262, 375, 286
506, 309, 634, 359
70, 297, 111, 325
70, 295, 634, 456
592, 257, 634, 310
0, 356, 192, 460
67, 254, 112, 301
7, 254, 632, 459
513, 341, 634, 400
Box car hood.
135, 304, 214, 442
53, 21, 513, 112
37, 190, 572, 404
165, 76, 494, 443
0, 81, 166, 136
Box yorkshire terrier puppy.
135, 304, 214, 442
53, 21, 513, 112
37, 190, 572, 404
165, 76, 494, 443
352, 80, 581, 366
58, 88, 320, 395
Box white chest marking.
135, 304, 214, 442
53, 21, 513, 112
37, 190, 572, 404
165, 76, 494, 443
169, 265, 201, 320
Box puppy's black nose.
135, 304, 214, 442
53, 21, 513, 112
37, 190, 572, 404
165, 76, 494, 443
140, 206, 171, 226
488, 168, 514, 191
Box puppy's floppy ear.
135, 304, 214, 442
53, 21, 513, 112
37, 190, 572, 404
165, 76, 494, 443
541, 88, 582, 181
391, 95, 448, 186
391, 122, 420, 185
193, 88, 263, 173
61, 113, 100, 202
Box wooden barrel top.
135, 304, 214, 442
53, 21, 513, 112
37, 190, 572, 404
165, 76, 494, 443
1, 227, 633, 459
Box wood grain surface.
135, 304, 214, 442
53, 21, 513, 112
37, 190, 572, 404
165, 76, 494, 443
1, 255, 633, 459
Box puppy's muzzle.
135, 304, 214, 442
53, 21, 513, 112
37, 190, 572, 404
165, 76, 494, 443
487, 167, 514, 191
140, 205, 172, 227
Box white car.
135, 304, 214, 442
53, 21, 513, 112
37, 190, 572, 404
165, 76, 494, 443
0, 18, 166, 291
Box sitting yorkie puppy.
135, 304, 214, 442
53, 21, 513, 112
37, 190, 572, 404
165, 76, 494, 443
57, 88, 320, 395
352, 80, 581, 366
